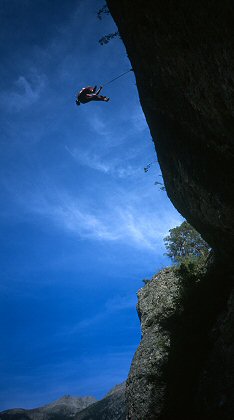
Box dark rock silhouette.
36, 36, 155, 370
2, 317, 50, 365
75, 382, 126, 420
107, 0, 234, 264
0, 395, 96, 420
126, 263, 233, 419
0, 385, 126, 420
106, 1, 234, 418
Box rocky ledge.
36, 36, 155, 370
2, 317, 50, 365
126, 261, 233, 419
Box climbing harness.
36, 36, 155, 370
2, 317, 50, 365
102, 68, 133, 87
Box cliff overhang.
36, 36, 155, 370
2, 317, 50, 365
107, 0, 234, 264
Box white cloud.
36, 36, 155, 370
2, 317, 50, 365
127, 105, 148, 133
17, 180, 182, 252
0, 71, 46, 111
89, 114, 112, 137
80, 100, 149, 149
65, 146, 141, 179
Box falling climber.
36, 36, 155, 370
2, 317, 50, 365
76, 85, 109, 106
75, 69, 133, 107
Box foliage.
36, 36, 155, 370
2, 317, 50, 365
142, 278, 151, 285
97, 4, 110, 20
164, 221, 209, 263
99, 31, 120, 45
97, 4, 120, 45
154, 181, 166, 191
175, 253, 208, 281
144, 162, 165, 190
143, 161, 158, 172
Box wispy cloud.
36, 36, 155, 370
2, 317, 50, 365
89, 113, 112, 137
87, 106, 147, 138
57, 294, 137, 336
105, 294, 137, 312
126, 105, 148, 133
0, 71, 46, 112
16, 181, 182, 251
65, 146, 141, 179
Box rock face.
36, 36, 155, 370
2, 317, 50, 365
75, 382, 126, 420
126, 263, 233, 419
106, 2, 234, 418
126, 268, 183, 419
0, 395, 97, 420
107, 0, 234, 263
196, 287, 234, 418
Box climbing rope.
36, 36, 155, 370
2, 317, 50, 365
102, 68, 133, 87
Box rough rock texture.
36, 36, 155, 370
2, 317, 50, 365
107, 0, 234, 263
0, 395, 96, 420
196, 287, 234, 419
126, 268, 183, 419
105, 2, 234, 418
75, 382, 126, 420
126, 263, 233, 419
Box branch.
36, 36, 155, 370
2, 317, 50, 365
98, 31, 119, 45
97, 4, 110, 20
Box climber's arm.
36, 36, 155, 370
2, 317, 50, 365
96, 86, 103, 95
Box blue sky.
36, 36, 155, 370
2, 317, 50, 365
0, 0, 183, 410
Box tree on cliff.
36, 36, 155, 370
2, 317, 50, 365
164, 221, 209, 263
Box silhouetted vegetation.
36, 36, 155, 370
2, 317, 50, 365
97, 4, 120, 45
164, 221, 209, 264
98, 31, 119, 45
97, 4, 110, 20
